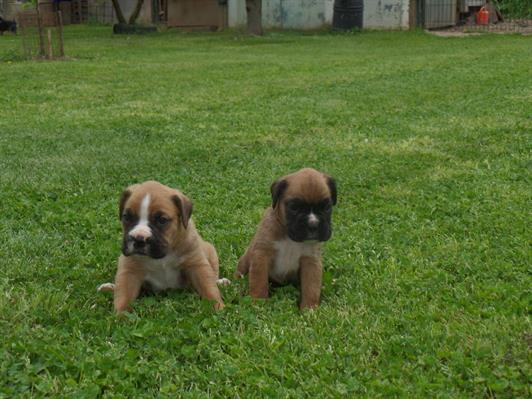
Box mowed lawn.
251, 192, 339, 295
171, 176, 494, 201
0, 26, 530, 397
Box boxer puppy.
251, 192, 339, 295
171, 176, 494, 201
98, 181, 228, 313
235, 168, 336, 310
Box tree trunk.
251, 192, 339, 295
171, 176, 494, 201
246, 0, 262, 36
111, 0, 126, 24
129, 0, 145, 25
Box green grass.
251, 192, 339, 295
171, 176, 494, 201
0, 26, 530, 397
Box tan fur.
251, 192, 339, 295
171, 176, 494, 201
236, 168, 334, 310
109, 181, 224, 313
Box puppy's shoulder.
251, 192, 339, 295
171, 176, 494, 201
252, 207, 285, 249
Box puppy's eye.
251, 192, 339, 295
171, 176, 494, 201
316, 201, 332, 213
287, 202, 300, 212
155, 215, 169, 225
123, 212, 134, 223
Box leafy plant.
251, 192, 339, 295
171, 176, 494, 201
494, 0, 532, 18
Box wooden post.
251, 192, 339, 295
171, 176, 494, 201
218, 2, 228, 31
409, 0, 417, 29
57, 11, 65, 57
111, 0, 127, 24
47, 29, 53, 59
128, 0, 145, 24
245, 0, 262, 36
36, 8, 46, 58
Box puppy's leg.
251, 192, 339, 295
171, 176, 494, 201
187, 262, 225, 310
203, 241, 219, 277
248, 251, 272, 299
202, 241, 229, 285
298, 256, 323, 310
113, 258, 144, 313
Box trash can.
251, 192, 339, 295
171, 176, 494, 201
333, 0, 363, 30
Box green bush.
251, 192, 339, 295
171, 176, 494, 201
495, 0, 532, 18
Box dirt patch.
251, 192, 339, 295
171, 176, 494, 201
427, 30, 481, 37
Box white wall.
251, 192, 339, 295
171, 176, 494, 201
364, 0, 409, 29
228, 0, 247, 27
229, 0, 333, 29
228, 0, 410, 30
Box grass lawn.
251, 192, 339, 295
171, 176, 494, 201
0, 26, 530, 397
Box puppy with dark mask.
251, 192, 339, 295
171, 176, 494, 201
235, 168, 337, 310
98, 181, 229, 313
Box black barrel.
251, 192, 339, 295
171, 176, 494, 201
333, 0, 363, 30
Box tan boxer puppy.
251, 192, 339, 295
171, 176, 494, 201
98, 181, 228, 313
236, 168, 337, 310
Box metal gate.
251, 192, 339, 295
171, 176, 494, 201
417, 0, 458, 28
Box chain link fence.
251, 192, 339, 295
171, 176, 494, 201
17, 9, 65, 60
87, 0, 114, 24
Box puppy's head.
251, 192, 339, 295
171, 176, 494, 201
271, 168, 337, 243
118, 181, 193, 259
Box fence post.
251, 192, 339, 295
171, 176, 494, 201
57, 11, 65, 57
47, 28, 53, 59
36, 8, 46, 58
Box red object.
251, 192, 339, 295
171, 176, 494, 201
476, 6, 489, 25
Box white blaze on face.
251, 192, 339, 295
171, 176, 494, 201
129, 194, 152, 240
308, 212, 319, 227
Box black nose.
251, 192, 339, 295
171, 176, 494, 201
131, 236, 146, 249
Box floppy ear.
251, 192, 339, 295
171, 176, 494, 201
326, 176, 337, 205
173, 192, 193, 229
119, 184, 139, 219
271, 178, 288, 209
118, 189, 132, 220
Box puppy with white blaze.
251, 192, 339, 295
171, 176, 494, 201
235, 168, 337, 310
98, 181, 229, 313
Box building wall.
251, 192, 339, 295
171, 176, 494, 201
261, 0, 334, 29
229, 0, 333, 29
1, 0, 24, 21
228, 0, 247, 27
228, 0, 410, 29
364, 0, 409, 29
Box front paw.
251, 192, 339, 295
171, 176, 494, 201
97, 282, 116, 293
233, 271, 245, 279
299, 301, 319, 311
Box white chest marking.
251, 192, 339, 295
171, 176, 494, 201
129, 194, 152, 239
270, 239, 315, 282
142, 253, 186, 291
